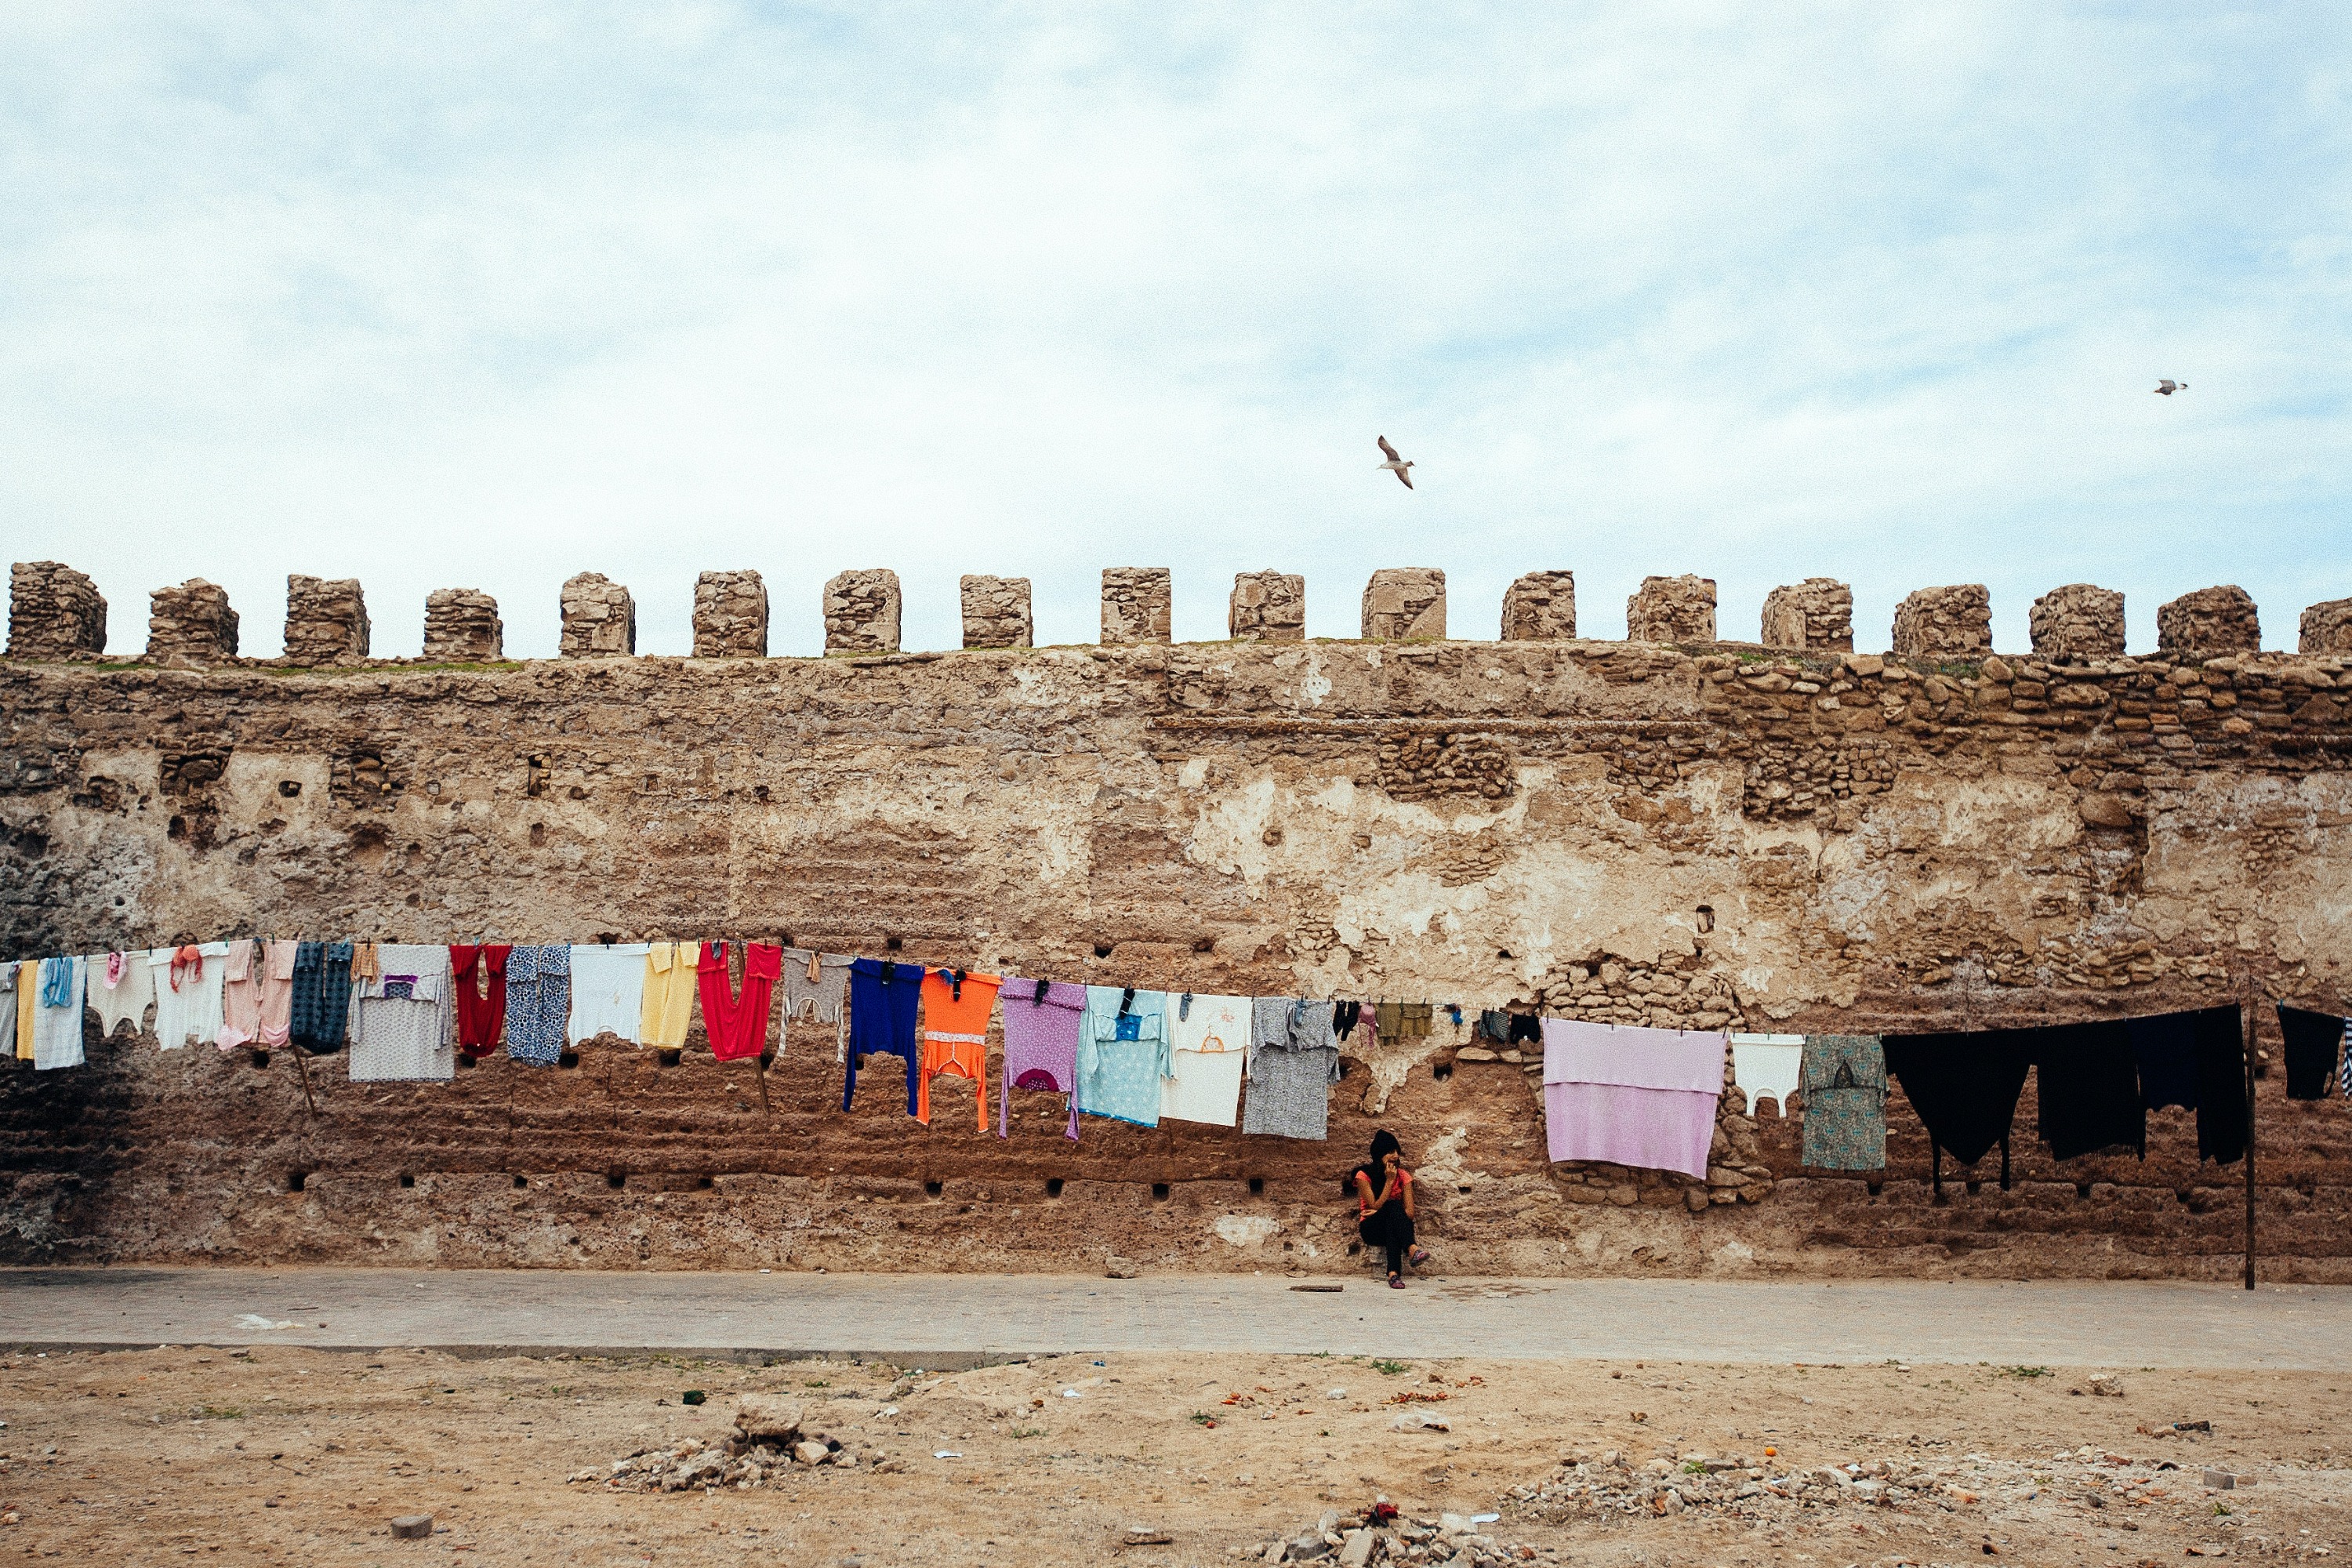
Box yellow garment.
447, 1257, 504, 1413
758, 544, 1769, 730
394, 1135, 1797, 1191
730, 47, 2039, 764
16, 961, 34, 1061
640, 942, 699, 1049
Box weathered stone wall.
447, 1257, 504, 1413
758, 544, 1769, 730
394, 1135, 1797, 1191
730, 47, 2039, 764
1759, 579, 1852, 652
560, 573, 636, 658
821, 570, 897, 655
4, 591, 2350, 1281
1625, 575, 1715, 644
147, 579, 240, 663
959, 575, 1033, 650
1360, 568, 1446, 641
6, 564, 105, 660
1500, 572, 1575, 641
2159, 586, 2259, 655
695, 572, 769, 658
420, 589, 501, 662
283, 575, 370, 665
1890, 584, 1990, 661
2030, 584, 2125, 661
2302, 597, 2352, 655
1101, 569, 1173, 645
1229, 571, 1305, 642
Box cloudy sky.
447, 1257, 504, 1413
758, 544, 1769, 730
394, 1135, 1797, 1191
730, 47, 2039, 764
4, 4, 2347, 657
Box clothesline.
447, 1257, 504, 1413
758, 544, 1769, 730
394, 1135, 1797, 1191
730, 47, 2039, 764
7, 942, 2346, 1175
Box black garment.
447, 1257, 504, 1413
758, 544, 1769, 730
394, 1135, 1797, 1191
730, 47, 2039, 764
1882, 1029, 2034, 1192
1507, 1014, 1544, 1046
287, 940, 354, 1054
2032, 1020, 2146, 1160
1478, 1010, 1510, 1045
2126, 1006, 2246, 1164
2279, 1004, 2348, 1100
1360, 1206, 1416, 1276
1333, 1001, 1363, 1041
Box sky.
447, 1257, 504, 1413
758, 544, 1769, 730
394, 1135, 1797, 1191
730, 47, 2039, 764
3, 3, 2348, 658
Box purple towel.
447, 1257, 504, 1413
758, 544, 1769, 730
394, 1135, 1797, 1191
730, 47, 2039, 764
1541, 1018, 1726, 1179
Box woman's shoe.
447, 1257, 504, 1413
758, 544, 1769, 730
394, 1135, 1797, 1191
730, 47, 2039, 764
1408, 1247, 1431, 1268
1388, 1272, 1405, 1289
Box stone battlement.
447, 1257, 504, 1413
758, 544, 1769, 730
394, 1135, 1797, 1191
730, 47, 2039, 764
13, 562, 2352, 664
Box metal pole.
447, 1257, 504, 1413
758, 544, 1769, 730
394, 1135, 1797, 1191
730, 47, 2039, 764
2243, 973, 2259, 1292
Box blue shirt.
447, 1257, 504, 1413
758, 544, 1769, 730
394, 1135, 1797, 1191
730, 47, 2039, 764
1078, 986, 1173, 1127
847, 960, 925, 1115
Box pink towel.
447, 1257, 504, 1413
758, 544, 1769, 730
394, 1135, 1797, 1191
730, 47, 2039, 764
1541, 1018, 1726, 1179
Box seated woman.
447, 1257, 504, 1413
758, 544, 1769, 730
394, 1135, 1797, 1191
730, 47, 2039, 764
1351, 1130, 1432, 1288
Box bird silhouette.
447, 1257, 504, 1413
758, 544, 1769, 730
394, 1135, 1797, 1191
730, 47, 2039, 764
1377, 436, 1414, 489
2154, 379, 2187, 396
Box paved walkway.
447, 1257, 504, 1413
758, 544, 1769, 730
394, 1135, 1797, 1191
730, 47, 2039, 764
6, 1269, 2349, 1369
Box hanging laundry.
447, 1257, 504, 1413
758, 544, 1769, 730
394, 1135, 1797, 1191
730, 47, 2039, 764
916, 968, 1001, 1129
2126, 1007, 2246, 1163
503, 946, 573, 1066
1243, 997, 1341, 1142
448, 944, 513, 1059
846, 959, 924, 1113
288, 942, 354, 1053
1540, 1019, 1726, 1180
218, 939, 265, 1051
1078, 985, 1172, 1128
783, 949, 855, 1062
257, 940, 298, 1048
1332, 1000, 1363, 1041
148, 942, 231, 1051
696, 941, 781, 1063
349, 943, 455, 1082
2031, 1021, 2145, 1160
85, 949, 156, 1041
31, 956, 86, 1070
996, 977, 1083, 1139
568, 942, 652, 1046
351, 942, 381, 984
1477, 1009, 1510, 1045
639, 941, 700, 1050
2278, 1004, 2347, 1101
1506, 1014, 1543, 1047
1730, 1033, 1806, 1119
1798, 1035, 1886, 1171
1882, 1029, 2034, 1193
1163, 993, 1250, 1127
0, 966, 14, 1061
1373, 1001, 1434, 1040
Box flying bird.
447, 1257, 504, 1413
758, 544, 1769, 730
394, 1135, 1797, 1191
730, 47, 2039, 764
1377, 435, 1414, 489
2154, 379, 2187, 396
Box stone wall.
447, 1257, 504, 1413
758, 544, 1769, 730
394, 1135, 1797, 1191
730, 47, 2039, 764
959, 575, 1033, 650
1229, 571, 1305, 642
1889, 584, 1990, 662
147, 579, 240, 663
1101, 569, 1172, 645
1499, 572, 1574, 641
560, 573, 636, 658
4, 603, 2350, 1282
695, 572, 770, 658
1360, 568, 1446, 641
1625, 575, 1715, 643
2029, 584, 2125, 661
282, 575, 369, 665
2158, 586, 2259, 655
1759, 579, 1852, 652
821, 570, 897, 655
421, 590, 502, 662
6, 564, 105, 660
2301, 597, 2352, 655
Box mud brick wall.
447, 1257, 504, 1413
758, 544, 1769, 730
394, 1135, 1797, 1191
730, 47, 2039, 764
2, 617, 2350, 1280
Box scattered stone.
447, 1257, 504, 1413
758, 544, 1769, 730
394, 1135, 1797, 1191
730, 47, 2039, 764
389, 1513, 433, 1539
558, 572, 635, 657
6, 561, 107, 659
1498, 571, 1575, 641
1759, 578, 1853, 651
1101, 568, 1173, 644
793, 1439, 831, 1466
1361, 568, 1446, 640
1230, 571, 1305, 642
1336, 1527, 1377, 1567
2157, 585, 2259, 654
733, 1395, 805, 1443
282, 575, 369, 664
960, 575, 1033, 649
1624, 575, 1716, 644
696, 570, 771, 658
1123, 1526, 1175, 1546
2299, 597, 2352, 655
420, 589, 501, 662
822, 568, 898, 654
148, 579, 240, 663
1890, 583, 1991, 660
2029, 583, 2125, 660
1104, 1255, 1138, 1279
2087, 1374, 2125, 1398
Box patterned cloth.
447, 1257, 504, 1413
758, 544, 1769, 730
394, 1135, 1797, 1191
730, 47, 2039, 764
1243, 997, 1342, 1141
289, 942, 354, 1051
1799, 1033, 1886, 1171
349, 943, 453, 1082
783, 949, 855, 1062
996, 977, 1084, 1139
1077, 986, 1172, 1127
504, 944, 572, 1066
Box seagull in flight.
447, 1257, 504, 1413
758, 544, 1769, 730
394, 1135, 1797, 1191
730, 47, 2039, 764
1377, 435, 1414, 489
2154, 379, 2187, 396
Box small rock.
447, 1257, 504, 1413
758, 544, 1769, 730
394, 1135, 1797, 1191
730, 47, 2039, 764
1337, 1528, 1377, 1567
1123, 1526, 1175, 1546
794, 1440, 832, 1466
735, 1394, 806, 1443
1288, 1532, 1334, 1561
1439, 1514, 1475, 1537
390, 1514, 433, 1540
2201, 1468, 2236, 1490
2087, 1374, 2125, 1397
1105, 1257, 1139, 1279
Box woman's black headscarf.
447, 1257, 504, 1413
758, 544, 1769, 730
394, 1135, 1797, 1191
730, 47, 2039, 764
1346, 1129, 1404, 1197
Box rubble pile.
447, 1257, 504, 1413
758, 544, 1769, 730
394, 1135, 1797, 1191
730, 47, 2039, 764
579, 1396, 901, 1493
1249, 1501, 1541, 1566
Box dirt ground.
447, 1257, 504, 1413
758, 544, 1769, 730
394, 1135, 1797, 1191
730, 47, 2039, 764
3, 1333, 2348, 1566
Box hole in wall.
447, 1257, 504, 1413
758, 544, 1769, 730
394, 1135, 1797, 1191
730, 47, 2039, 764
1695, 905, 1715, 934
286, 1171, 307, 1193
1192, 936, 1214, 953
924, 1181, 943, 1198
456, 1052, 477, 1069
557, 1051, 579, 1069
1965, 1179, 1980, 1196
1432, 1064, 1453, 1082
1151, 1183, 1171, 1200
1092, 942, 1112, 958
607, 1171, 626, 1190
1865, 1181, 1882, 1197
1045, 1178, 1065, 1198
1282, 1241, 1293, 1251
697, 1176, 714, 1191
1247, 1178, 1265, 1196
658, 1050, 681, 1068
884, 936, 903, 952
1496, 949, 1513, 960
1346, 1242, 1362, 1256
399, 1174, 415, 1189
249, 1050, 271, 1069
512, 1175, 527, 1189
528, 822, 546, 847
277, 779, 301, 797
2075, 1181, 2093, 1199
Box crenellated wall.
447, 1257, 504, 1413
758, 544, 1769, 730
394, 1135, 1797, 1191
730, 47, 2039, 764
2, 558, 2351, 1281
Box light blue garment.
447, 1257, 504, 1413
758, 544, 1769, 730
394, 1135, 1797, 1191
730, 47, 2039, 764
1077, 986, 1173, 1127
38, 956, 76, 1008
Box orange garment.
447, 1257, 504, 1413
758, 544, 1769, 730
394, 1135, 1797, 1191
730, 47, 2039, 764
14, 961, 33, 1062
916, 969, 1001, 1130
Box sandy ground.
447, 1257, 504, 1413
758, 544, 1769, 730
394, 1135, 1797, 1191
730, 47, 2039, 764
3, 1334, 2349, 1566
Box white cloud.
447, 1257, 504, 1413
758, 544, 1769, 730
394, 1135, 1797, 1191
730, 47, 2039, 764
2, 3, 2347, 658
